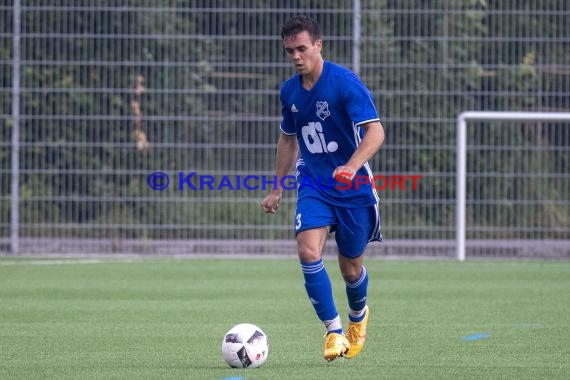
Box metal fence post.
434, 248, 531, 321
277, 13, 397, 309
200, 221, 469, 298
352, 0, 361, 75
11, 0, 21, 254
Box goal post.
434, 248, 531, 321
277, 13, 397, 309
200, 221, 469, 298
456, 111, 570, 261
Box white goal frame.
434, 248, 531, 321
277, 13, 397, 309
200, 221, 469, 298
456, 111, 570, 261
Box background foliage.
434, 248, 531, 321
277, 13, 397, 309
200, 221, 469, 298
0, 0, 568, 246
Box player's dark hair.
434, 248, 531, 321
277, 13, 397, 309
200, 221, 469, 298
281, 15, 321, 42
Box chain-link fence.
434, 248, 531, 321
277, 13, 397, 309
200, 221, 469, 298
1, 1, 569, 257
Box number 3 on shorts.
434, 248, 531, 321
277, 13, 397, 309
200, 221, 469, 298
295, 213, 302, 230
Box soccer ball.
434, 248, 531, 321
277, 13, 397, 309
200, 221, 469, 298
221, 323, 269, 368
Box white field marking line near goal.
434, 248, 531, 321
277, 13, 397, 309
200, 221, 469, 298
0, 258, 138, 266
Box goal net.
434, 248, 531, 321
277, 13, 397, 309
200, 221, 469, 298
456, 112, 570, 260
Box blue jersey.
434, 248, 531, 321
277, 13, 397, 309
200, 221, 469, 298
280, 61, 380, 207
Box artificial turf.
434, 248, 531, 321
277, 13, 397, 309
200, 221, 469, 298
0, 257, 568, 379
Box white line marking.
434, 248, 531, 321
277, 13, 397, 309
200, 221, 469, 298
0, 258, 137, 266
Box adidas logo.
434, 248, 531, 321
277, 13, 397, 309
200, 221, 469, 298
354, 296, 367, 304
291, 104, 298, 112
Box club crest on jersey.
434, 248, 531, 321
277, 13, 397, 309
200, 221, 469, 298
316, 101, 331, 121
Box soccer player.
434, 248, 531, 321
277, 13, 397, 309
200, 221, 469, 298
261, 15, 385, 361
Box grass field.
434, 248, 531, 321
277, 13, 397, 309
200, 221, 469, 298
0, 257, 569, 379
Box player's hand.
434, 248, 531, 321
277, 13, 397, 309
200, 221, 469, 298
261, 191, 282, 214
333, 166, 357, 181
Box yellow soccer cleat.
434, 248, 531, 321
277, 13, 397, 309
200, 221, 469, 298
323, 332, 350, 362
344, 305, 369, 359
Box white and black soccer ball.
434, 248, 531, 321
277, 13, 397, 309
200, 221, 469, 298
221, 323, 269, 368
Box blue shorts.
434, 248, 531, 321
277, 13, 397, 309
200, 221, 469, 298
294, 192, 383, 258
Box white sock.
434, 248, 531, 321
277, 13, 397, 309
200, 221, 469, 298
348, 307, 366, 321
323, 314, 343, 334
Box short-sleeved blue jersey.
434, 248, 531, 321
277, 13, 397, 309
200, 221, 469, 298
280, 61, 380, 207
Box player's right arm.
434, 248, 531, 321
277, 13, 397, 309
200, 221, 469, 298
261, 132, 298, 214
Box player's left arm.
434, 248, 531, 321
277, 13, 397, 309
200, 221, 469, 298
333, 121, 385, 181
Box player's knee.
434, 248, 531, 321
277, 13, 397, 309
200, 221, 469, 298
296, 228, 327, 262
338, 258, 363, 283
297, 244, 322, 262
341, 269, 361, 283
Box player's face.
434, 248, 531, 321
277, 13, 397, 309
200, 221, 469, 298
283, 31, 323, 76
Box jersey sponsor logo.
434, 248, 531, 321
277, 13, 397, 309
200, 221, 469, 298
316, 100, 331, 120
301, 121, 338, 154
